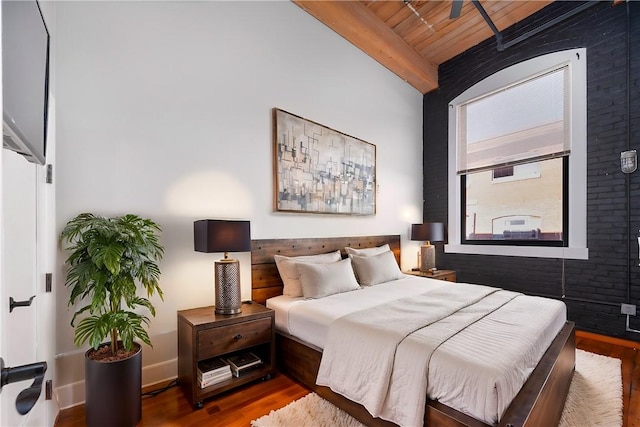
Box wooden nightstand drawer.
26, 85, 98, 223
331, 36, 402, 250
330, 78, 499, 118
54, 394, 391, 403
197, 317, 272, 360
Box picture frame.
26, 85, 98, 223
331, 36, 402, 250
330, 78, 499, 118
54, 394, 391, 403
273, 108, 376, 215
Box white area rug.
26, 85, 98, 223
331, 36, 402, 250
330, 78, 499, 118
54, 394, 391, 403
559, 349, 623, 427
251, 349, 622, 427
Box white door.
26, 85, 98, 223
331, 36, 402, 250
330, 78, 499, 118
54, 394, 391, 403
1, 149, 39, 425
1, 2, 57, 424
0, 150, 53, 427
1, 64, 57, 427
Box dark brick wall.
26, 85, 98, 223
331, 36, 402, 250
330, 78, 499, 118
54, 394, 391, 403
423, 1, 640, 339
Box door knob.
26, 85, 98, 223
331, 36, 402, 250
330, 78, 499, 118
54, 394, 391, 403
0, 358, 48, 415
9, 295, 35, 313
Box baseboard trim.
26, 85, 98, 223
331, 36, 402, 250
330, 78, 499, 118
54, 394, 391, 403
55, 357, 177, 410
576, 329, 640, 349
54, 380, 84, 411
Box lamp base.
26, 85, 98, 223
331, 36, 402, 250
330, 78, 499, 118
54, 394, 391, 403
419, 244, 435, 272
214, 259, 242, 315
215, 307, 242, 315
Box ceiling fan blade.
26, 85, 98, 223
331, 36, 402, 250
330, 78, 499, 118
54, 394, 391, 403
450, 0, 463, 19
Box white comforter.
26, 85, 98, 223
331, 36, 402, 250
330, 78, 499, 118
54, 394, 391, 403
317, 283, 520, 426
266, 277, 566, 426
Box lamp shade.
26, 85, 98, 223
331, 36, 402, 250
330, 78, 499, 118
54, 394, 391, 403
194, 220, 251, 253
410, 223, 445, 243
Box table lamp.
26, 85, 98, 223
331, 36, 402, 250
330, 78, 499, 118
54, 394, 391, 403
194, 219, 251, 314
410, 222, 445, 272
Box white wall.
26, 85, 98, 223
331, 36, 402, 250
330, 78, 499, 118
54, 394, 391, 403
53, 0, 423, 407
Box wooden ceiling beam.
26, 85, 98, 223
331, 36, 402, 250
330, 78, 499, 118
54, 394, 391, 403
293, 0, 438, 94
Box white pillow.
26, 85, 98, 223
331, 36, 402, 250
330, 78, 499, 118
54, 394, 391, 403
344, 244, 390, 257
350, 250, 403, 286
274, 250, 341, 297
297, 258, 360, 299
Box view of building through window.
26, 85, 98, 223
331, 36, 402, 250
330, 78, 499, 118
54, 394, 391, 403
464, 158, 564, 242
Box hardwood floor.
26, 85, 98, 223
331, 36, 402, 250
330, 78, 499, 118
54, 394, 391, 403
55, 331, 639, 427
54, 374, 308, 427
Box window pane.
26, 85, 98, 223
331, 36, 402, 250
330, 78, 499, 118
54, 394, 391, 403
464, 158, 564, 242
448, 48, 586, 257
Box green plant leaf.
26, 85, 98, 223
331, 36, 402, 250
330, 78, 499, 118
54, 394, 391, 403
61, 213, 164, 354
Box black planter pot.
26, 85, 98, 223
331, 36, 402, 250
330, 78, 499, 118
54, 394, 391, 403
85, 342, 142, 427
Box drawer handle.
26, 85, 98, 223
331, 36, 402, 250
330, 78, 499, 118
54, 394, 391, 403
233, 334, 243, 340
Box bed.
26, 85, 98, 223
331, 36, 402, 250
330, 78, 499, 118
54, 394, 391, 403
251, 235, 575, 427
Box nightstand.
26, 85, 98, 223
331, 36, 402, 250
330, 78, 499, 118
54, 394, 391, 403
404, 269, 456, 282
177, 302, 275, 409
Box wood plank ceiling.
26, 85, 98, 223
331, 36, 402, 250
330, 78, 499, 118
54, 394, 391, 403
293, 0, 554, 94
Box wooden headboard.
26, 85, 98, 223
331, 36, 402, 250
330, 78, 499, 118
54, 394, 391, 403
251, 235, 401, 305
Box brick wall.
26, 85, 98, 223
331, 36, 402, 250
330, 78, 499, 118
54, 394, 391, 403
423, 1, 640, 339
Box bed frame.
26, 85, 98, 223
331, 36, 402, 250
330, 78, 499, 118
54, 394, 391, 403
251, 235, 576, 427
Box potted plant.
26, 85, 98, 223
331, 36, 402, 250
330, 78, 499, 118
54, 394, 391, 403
61, 213, 164, 427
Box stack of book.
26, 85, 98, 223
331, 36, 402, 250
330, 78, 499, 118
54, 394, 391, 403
226, 352, 263, 377
197, 357, 232, 388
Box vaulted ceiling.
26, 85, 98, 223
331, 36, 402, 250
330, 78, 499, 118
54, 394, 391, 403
292, 0, 555, 94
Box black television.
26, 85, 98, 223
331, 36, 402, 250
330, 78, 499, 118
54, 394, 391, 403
2, 0, 50, 165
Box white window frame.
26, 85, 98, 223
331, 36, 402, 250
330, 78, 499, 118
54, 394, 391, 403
447, 48, 588, 260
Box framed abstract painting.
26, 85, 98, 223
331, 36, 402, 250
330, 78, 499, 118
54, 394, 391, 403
273, 108, 376, 215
